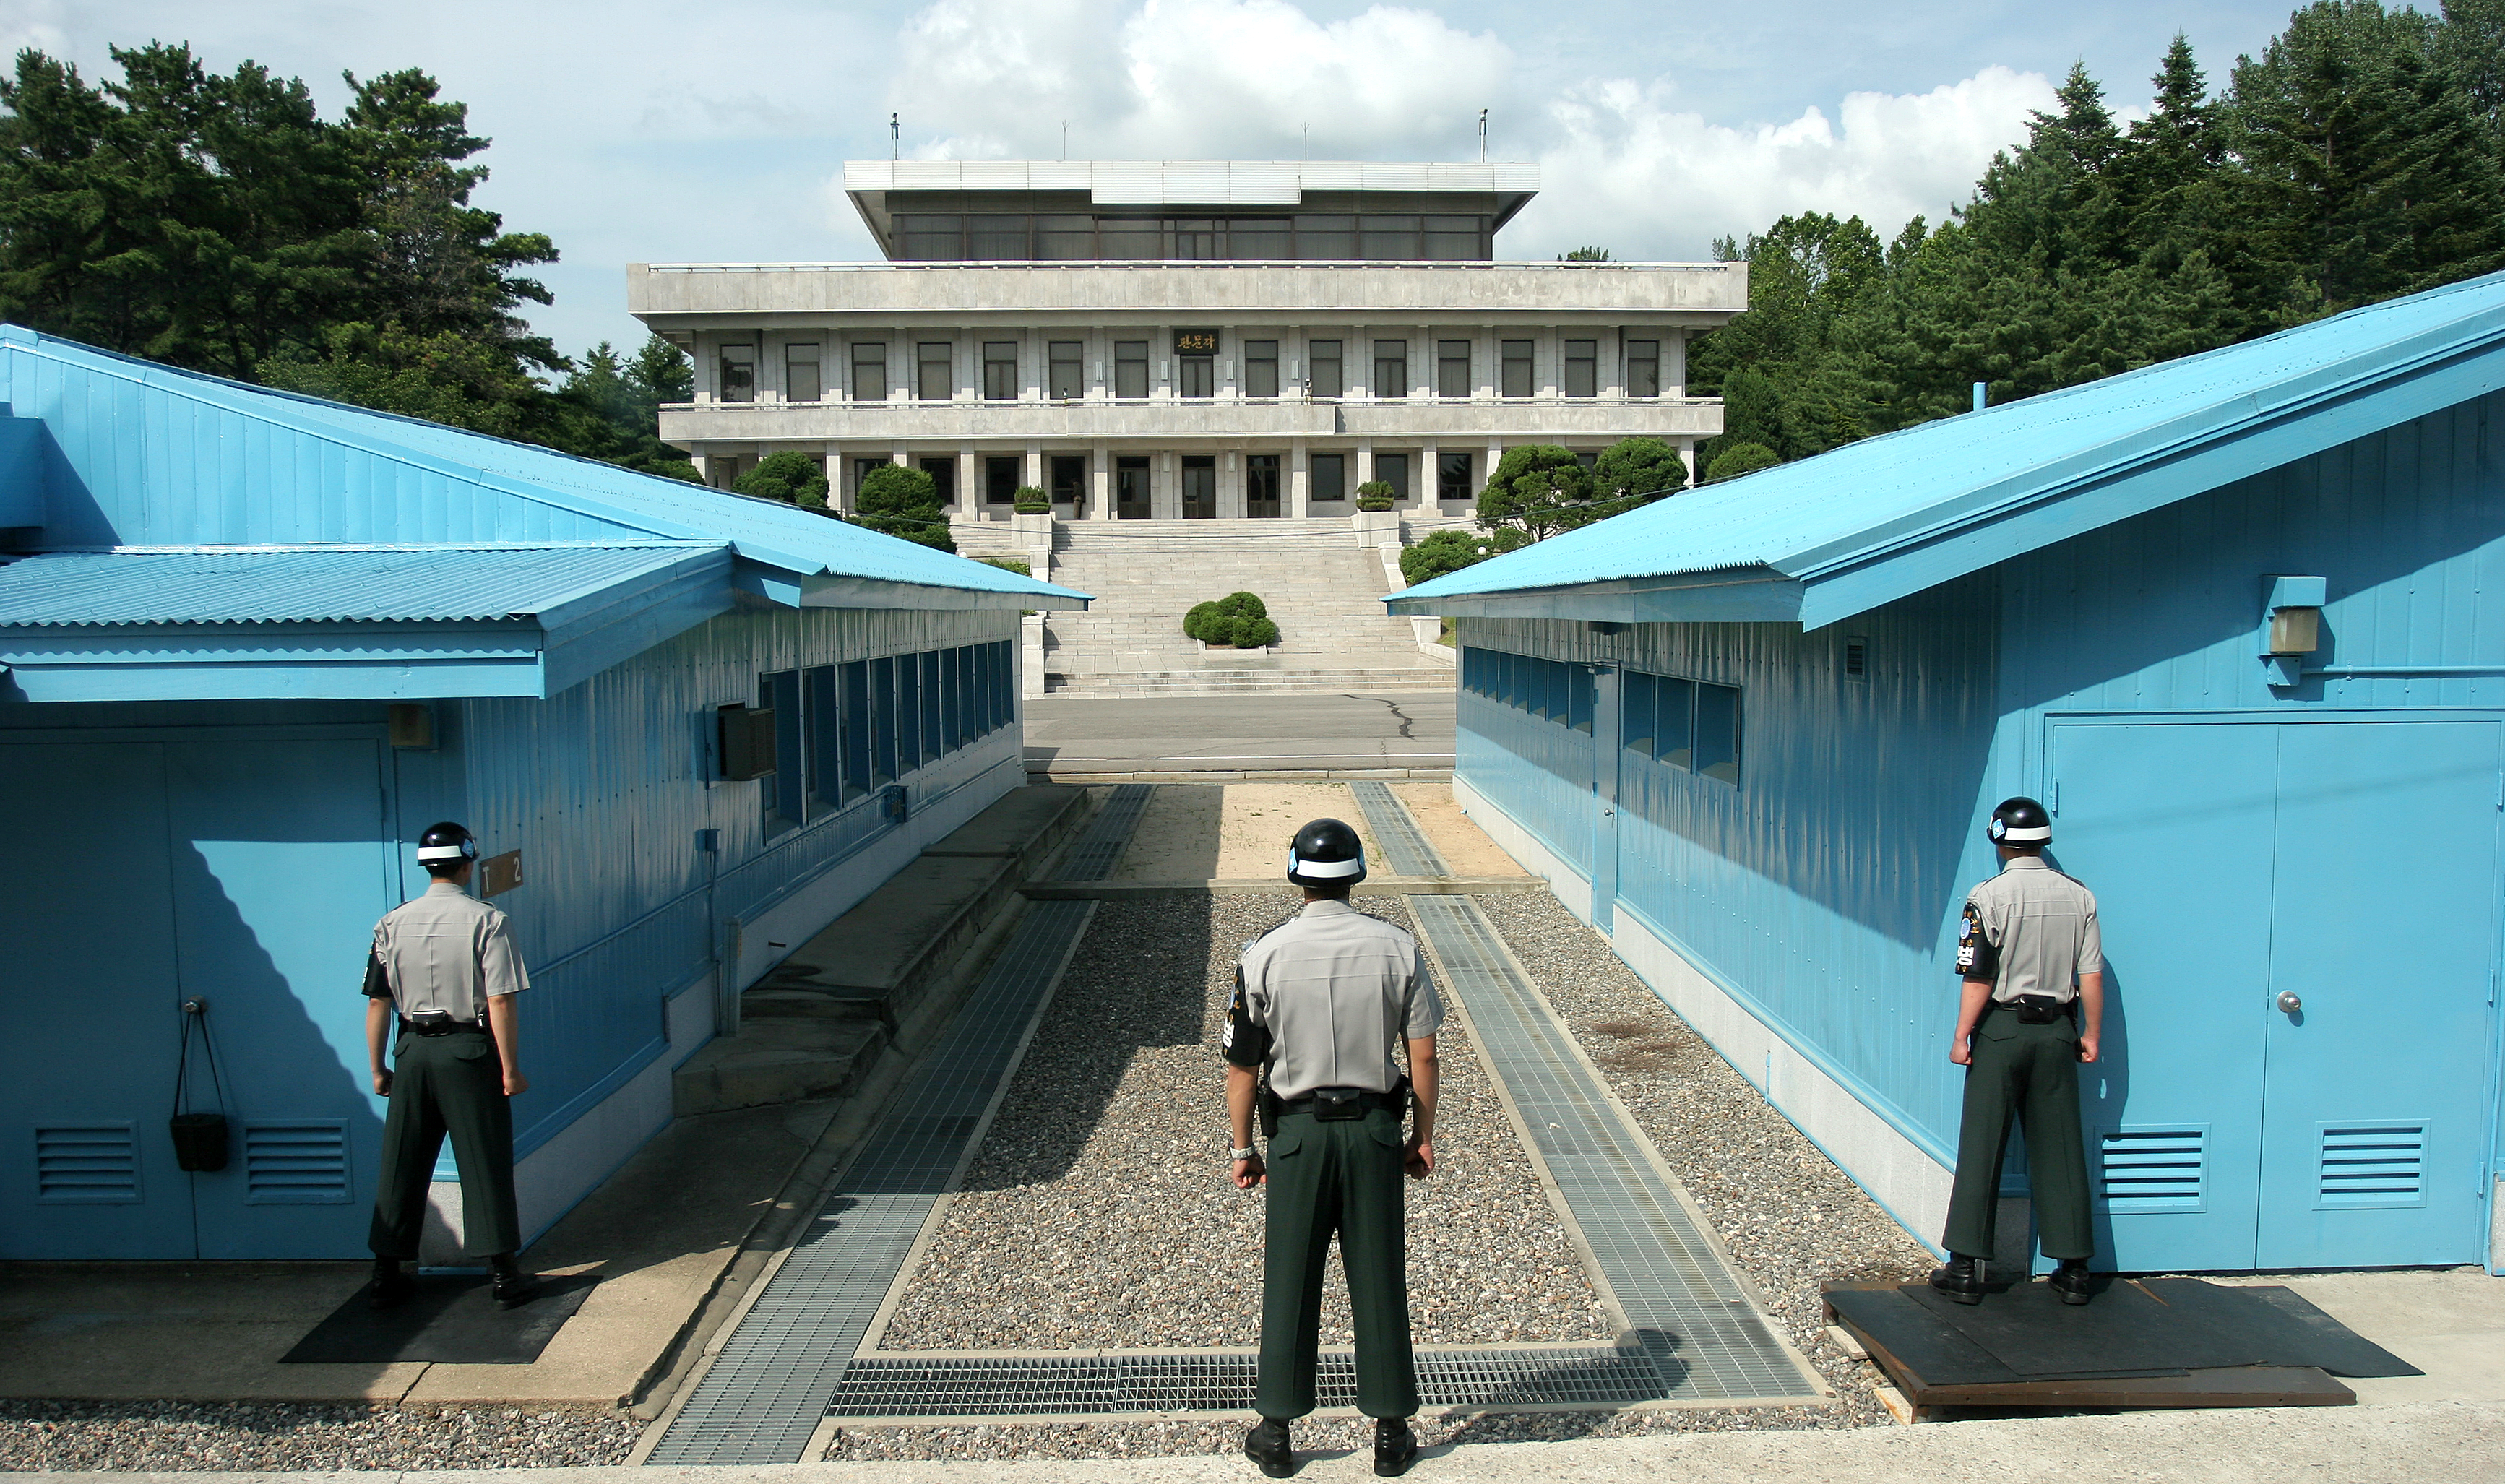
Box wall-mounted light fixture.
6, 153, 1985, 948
2260, 574, 2327, 689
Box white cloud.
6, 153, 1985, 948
892, 0, 1511, 161
1518, 66, 2058, 259
882, 0, 2052, 259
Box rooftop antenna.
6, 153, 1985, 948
1303, 124, 1309, 160
889, 112, 900, 160
1061, 121, 1069, 160
1478, 108, 1488, 162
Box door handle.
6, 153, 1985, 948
2276, 991, 2302, 1014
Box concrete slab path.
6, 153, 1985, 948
1025, 693, 1454, 780
21, 1399, 2501, 1481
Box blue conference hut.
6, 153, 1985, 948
1395, 272, 2505, 1277
0, 327, 1085, 1261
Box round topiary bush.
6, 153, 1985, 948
1354, 480, 1397, 512
1183, 591, 1275, 647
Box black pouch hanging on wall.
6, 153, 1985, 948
170, 998, 232, 1172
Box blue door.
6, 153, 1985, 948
2257, 722, 2499, 1268
2049, 717, 2501, 1272
0, 743, 194, 1259
1, 735, 395, 1259
2048, 722, 2277, 1272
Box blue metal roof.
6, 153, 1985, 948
0, 543, 723, 626
0, 326, 1090, 611
1393, 270, 2505, 629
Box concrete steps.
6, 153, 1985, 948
672, 785, 1089, 1116
1043, 666, 1452, 696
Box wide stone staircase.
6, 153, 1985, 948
1035, 519, 1452, 696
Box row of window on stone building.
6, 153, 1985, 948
714, 337, 1673, 405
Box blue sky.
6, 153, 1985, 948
3, 0, 2307, 358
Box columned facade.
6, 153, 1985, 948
631, 161, 1746, 530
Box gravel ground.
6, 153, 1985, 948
1473, 889, 1936, 1429
829, 887, 1931, 1462
0, 1401, 639, 1472
879, 892, 1610, 1350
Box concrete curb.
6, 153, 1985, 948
19, 1399, 2503, 1482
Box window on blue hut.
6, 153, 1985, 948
842, 661, 872, 801
1694, 681, 1741, 783
920, 652, 944, 766
1568, 664, 1595, 733
1622, 670, 1655, 757
760, 670, 804, 837
871, 657, 899, 787
897, 652, 924, 770
1655, 676, 1694, 769
806, 665, 841, 814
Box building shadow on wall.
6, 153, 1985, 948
954, 891, 1218, 1192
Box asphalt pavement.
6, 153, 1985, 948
1023, 689, 1456, 780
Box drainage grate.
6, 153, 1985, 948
1350, 780, 1449, 877
1052, 783, 1154, 880
828, 1342, 1670, 1417
1406, 894, 1821, 1403
648, 898, 1100, 1465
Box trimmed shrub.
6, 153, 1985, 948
733, 450, 832, 510
1354, 480, 1397, 512
1183, 590, 1274, 647
978, 556, 1031, 577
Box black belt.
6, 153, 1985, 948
400, 1014, 484, 1037
1276, 1087, 1407, 1119
1991, 995, 2075, 1025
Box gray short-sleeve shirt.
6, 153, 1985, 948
1225, 898, 1444, 1099
364, 881, 530, 1023
1959, 855, 2102, 1003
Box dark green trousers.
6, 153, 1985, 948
1257, 1108, 1418, 1420
369, 1028, 521, 1259
1943, 1009, 2092, 1261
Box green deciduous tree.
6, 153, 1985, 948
1703, 442, 1780, 482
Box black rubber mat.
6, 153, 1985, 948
280, 1273, 598, 1364
1829, 1278, 2419, 1384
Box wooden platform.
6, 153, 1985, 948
1823, 1277, 2420, 1412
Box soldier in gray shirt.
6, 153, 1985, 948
1933, 797, 2105, 1307
1225, 819, 1443, 1479
363, 821, 538, 1309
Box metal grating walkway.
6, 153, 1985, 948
1405, 893, 1820, 1402
649, 914, 1105, 1461
1350, 780, 1450, 876
827, 1342, 1670, 1417
1055, 782, 1154, 879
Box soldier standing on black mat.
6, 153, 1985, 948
363, 821, 540, 1311
1223, 819, 1444, 1480
1932, 797, 2105, 1307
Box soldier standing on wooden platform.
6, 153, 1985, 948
1223, 819, 1444, 1479
1933, 796, 2105, 1307
364, 821, 540, 1311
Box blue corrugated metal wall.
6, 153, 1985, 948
1460, 575, 2001, 1153
449, 603, 1019, 1162
1455, 387, 2505, 1215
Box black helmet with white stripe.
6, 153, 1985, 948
1286, 817, 1366, 889
1987, 797, 2052, 847
417, 821, 480, 866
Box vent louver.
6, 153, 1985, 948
35, 1123, 139, 1203
243, 1121, 350, 1204
2318, 1123, 2425, 1209
2097, 1126, 2205, 1211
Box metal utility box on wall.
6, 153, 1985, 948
718, 704, 777, 781
1397, 272, 2505, 1277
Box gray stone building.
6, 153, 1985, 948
627, 160, 1746, 524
